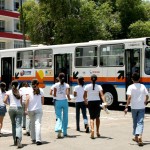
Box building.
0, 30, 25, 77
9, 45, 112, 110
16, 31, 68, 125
0, 0, 30, 50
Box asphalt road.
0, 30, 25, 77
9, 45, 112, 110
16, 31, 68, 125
1, 104, 150, 150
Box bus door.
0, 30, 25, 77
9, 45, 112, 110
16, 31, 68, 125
1, 57, 14, 90
125, 49, 141, 90
54, 54, 72, 84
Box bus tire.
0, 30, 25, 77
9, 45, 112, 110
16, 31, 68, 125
102, 86, 118, 108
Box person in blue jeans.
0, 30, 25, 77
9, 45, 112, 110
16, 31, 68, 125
73, 76, 89, 133
53, 72, 71, 138
124, 72, 149, 146
3, 80, 23, 148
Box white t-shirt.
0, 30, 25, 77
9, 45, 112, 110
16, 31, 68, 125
73, 85, 84, 102
54, 82, 69, 100
84, 83, 102, 101
6, 90, 22, 107
19, 87, 30, 103
0, 90, 6, 106
126, 83, 148, 109
27, 87, 44, 111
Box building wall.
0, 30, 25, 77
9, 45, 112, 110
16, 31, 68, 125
0, 0, 31, 50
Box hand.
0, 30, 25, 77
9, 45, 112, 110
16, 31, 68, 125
124, 108, 128, 115
24, 111, 28, 115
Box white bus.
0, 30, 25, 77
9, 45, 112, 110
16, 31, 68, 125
0, 37, 150, 107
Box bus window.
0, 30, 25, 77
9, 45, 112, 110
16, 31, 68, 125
145, 47, 150, 75
34, 49, 52, 69
75, 46, 97, 67
100, 44, 124, 66
17, 50, 33, 69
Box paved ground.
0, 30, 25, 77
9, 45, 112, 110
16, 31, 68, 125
1, 104, 150, 150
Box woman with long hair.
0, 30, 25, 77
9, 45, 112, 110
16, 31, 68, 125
83, 74, 107, 139
73, 76, 89, 133
25, 79, 44, 145
53, 72, 71, 138
0, 82, 7, 137
3, 80, 23, 148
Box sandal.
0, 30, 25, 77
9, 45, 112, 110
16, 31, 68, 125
132, 136, 138, 142
91, 131, 94, 139
138, 137, 143, 146
97, 133, 100, 138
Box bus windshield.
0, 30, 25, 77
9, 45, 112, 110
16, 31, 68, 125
145, 47, 150, 75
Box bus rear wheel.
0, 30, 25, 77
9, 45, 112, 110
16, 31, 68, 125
102, 86, 118, 108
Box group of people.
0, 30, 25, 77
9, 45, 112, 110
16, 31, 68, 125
0, 72, 149, 148
0, 79, 44, 148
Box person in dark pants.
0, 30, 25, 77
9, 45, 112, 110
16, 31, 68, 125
73, 76, 89, 133
83, 74, 107, 139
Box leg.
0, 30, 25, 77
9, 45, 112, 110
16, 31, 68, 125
0, 116, 4, 134
15, 108, 23, 141
96, 117, 100, 137
80, 102, 89, 132
90, 119, 94, 139
55, 100, 63, 132
76, 103, 80, 131
26, 115, 30, 135
35, 109, 43, 143
22, 103, 26, 129
62, 100, 68, 136
28, 111, 36, 141
9, 108, 16, 143
131, 109, 138, 136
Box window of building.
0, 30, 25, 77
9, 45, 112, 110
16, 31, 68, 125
14, 0, 20, 11
75, 46, 98, 67
0, 20, 5, 31
17, 50, 33, 68
0, 42, 5, 50
145, 47, 150, 75
100, 44, 124, 66
14, 19, 20, 32
34, 49, 53, 69
14, 40, 24, 48
0, 0, 5, 9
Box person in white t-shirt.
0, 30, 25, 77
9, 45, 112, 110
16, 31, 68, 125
83, 74, 106, 139
3, 80, 23, 148
53, 73, 71, 138
25, 79, 44, 145
124, 73, 149, 146
19, 82, 30, 136
0, 82, 7, 137
73, 76, 89, 133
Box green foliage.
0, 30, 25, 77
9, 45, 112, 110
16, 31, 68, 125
21, 0, 150, 44
128, 21, 150, 38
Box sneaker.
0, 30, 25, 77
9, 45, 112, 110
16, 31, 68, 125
57, 130, 62, 138
32, 140, 36, 144
36, 141, 42, 145
86, 127, 90, 133
17, 138, 22, 148
0, 133, 2, 137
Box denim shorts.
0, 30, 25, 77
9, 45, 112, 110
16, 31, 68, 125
0, 105, 7, 116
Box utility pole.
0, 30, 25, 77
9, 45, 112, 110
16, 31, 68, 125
20, 0, 26, 47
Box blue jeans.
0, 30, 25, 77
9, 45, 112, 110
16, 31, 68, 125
28, 109, 43, 142
131, 109, 145, 136
9, 107, 23, 142
76, 102, 88, 130
55, 99, 68, 136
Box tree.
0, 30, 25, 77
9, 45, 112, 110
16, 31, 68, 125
128, 21, 150, 38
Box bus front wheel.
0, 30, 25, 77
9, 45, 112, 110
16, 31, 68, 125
102, 86, 118, 108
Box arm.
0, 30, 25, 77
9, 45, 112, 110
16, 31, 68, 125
3, 95, 9, 105
124, 95, 131, 114
99, 90, 106, 104
66, 88, 71, 101
74, 91, 77, 97
83, 91, 88, 105
50, 89, 53, 96
145, 95, 149, 105
53, 88, 56, 97
41, 96, 44, 105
